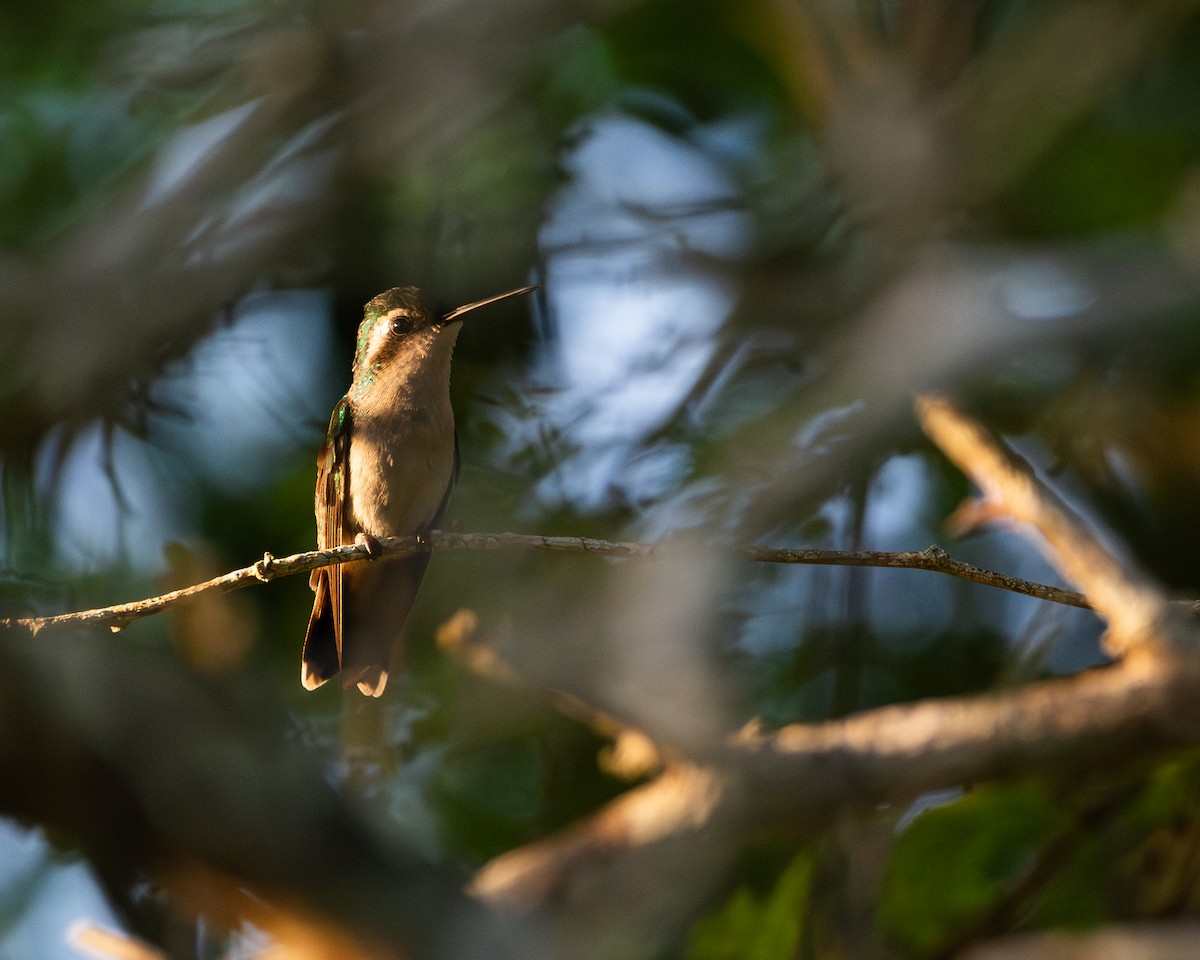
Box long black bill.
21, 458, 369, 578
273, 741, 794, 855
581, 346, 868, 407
442, 284, 539, 323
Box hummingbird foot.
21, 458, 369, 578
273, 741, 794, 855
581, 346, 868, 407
355, 532, 383, 559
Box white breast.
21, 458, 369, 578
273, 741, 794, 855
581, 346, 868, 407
345, 323, 461, 539
348, 407, 456, 537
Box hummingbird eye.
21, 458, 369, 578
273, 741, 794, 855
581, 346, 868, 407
388, 313, 413, 336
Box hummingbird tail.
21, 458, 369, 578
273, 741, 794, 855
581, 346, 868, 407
302, 661, 331, 691
347, 667, 388, 698
337, 553, 429, 698
302, 572, 341, 689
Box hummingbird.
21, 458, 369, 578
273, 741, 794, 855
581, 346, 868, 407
302, 283, 537, 696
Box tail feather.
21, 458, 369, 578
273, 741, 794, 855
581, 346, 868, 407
339, 554, 429, 691
302, 571, 340, 690
301, 554, 431, 695
347, 667, 388, 698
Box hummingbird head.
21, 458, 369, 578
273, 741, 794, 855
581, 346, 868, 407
353, 285, 428, 374
348, 283, 537, 407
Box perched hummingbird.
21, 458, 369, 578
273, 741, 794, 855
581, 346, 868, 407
302, 283, 537, 696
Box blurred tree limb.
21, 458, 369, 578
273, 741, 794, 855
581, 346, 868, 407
0, 621, 530, 960
3, 397, 1200, 958
960, 921, 1200, 960
4, 2, 1200, 955
448, 396, 1200, 953
917, 393, 1189, 656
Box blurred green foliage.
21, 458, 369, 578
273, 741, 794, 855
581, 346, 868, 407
747, 621, 1008, 725
877, 756, 1200, 956
880, 782, 1066, 954
1001, 123, 1193, 237
685, 849, 815, 960
0, 3, 164, 246
1029, 757, 1200, 927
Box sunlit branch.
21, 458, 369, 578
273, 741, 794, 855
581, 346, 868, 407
1, 531, 1123, 635
726, 395, 1200, 817
464, 396, 1200, 919
960, 921, 1200, 960
437, 608, 665, 781
915, 394, 1187, 653
469, 631, 1200, 923
472, 762, 742, 942
68, 923, 165, 960
733, 648, 1200, 820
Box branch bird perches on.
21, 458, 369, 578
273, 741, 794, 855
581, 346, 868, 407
7, 530, 1176, 636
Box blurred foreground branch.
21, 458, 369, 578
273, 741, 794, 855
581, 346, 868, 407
4, 397, 1200, 959
0, 624, 529, 960
453, 396, 1200, 950
961, 921, 1200, 960
5, 530, 1142, 634
916, 394, 1187, 655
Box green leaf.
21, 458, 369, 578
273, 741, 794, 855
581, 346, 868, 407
433, 737, 545, 858
685, 849, 815, 960
999, 124, 1193, 238
879, 782, 1066, 954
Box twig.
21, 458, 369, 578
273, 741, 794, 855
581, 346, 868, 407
723, 396, 1200, 823
2, 532, 1117, 634
915, 394, 1179, 653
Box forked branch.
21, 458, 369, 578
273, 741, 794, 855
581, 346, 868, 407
465, 395, 1200, 926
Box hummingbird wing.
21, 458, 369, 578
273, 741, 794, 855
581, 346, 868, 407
301, 397, 351, 690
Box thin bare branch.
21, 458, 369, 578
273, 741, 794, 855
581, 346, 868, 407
3, 531, 1126, 634
915, 394, 1183, 653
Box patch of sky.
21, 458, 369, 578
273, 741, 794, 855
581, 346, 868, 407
41, 288, 338, 573
504, 110, 755, 515
37, 420, 191, 576
994, 257, 1095, 323
0, 820, 124, 960
149, 287, 339, 496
